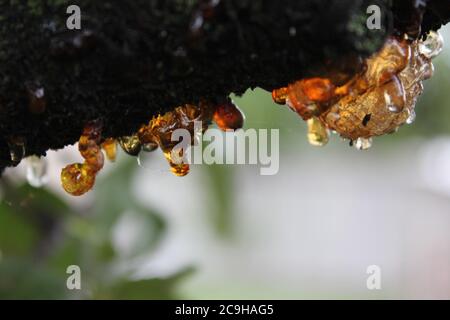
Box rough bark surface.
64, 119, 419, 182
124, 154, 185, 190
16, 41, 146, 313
0, 0, 449, 172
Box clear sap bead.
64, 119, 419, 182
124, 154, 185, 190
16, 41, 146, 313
406, 109, 417, 125
419, 31, 444, 59
26, 156, 48, 188
354, 137, 373, 150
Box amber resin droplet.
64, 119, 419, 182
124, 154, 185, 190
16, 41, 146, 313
383, 75, 406, 113
307, 117, 329, 147
163, 151, 190, 177
156, 104, 211, 176
137, 103, 214, 176
213, 101, 245, 131
142, 142, 159, 152
101, 138, 117, 162
78, 122, 104, 172
118, 135, 141, 156
61, 163, 96, 196
286, 78, 337, 120
272, 87, 288, 105
61, 121, 104, 196
362, 37, 411, 87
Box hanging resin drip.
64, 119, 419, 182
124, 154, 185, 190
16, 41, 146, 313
101, 138, 117, 162
272, 87, 288, 105
138, 104, 214, 177
61, 121, 104, 196
213, 100, 245, 131
118, 135, 141, 156
307, 117, 330, 147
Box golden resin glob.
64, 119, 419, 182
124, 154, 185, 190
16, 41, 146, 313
60, 101, 244, 196
136, 101, 244, 177
272, 31, 444, 148
61, 121, 105, 196
137, 103, 214, 177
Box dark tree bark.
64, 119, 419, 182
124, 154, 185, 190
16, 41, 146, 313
0, 0, 449, 172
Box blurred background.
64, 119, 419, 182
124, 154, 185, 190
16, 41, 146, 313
1, 25, 450, 300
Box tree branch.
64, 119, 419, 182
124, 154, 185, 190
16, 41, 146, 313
0, 0, 449, 172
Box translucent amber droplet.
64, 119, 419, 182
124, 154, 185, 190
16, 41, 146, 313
61, 163, 96, 196
82, 146, 104, 171
287, 78, 336, 120
138, 124, 156, 145
138, 123, 160, 153
364, 37, 411, 86
118, 135, 142, 156
170, 163, 190, 177
61, 121, 104, 196
302, 78, 335, 101
120, 102, 214, 176
384, 76, 406, 113
79, 122, 104, 171
174, 103, 214, 139
272, 87, 288, 105
213, 101, 245, 131
142, 142, 159, 152
307, 117, 329, 147
8, 137, 26, 166
26, 155, 48, 188
354, 138, 373, 150
101, 138, 117, 162
162, 151, 190, 177
140, 103, 214, 176
175, 104, 204, 126
419, 31, 444, 59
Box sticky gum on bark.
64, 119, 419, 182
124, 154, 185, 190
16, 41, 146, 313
320, 35, 435, 141
273, 32, 443, 143
58, 31, 443, 196
61, 121, 104, 196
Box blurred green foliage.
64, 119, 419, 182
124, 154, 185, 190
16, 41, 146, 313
0, 159, 191, 299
